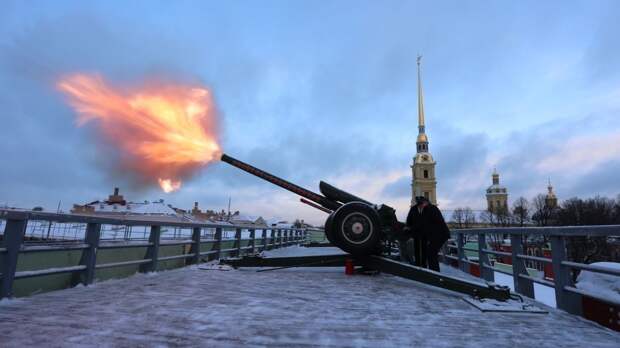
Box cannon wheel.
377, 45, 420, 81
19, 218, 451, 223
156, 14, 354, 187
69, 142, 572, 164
328, 202, 381, 255
323, 213, 338, 246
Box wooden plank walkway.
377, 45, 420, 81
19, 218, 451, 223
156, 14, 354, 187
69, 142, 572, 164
1, 264, 619, 347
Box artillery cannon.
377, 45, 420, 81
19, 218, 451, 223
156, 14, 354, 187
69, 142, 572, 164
220, 153, 513, 302
220, 154, 405, 256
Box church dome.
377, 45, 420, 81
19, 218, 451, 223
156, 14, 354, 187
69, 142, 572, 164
486, 184, 507, 194
486, 169, 507, 194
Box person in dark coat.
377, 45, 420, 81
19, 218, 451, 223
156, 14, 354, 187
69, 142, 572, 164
406, 196, 450, 271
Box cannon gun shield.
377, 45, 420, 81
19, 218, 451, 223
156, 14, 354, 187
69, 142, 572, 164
326, 202, 382, 255
319, 181, 372, 205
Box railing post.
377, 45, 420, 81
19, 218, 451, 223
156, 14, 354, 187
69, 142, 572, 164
235, 228, 242, 257
284, 230, 289, 245
75, 222, 101, 286
250, 228, 256, 254
510, 235, 534, 298
214, 227, 222, 260
456, 232, 468, 273
0, 214, 27, 299
140, 225, 161, 273
551, 236, 582, 315
190, 227, 201, 265
269, 229, 275, 250
277, 229, 282, 248
262, 229, 268, 251
477, 233, 494, 282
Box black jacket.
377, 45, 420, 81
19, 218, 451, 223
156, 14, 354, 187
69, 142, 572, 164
406, 204, 450, 244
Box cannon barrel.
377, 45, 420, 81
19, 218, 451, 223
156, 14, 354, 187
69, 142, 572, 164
319, 181, 373, 206
220, 154, 341, 211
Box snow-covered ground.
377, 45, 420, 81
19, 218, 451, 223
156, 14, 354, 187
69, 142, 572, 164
1, 246, 619, 347
490, 271, 557, 308
266, 247, 566, 309
262, 245, 346, 257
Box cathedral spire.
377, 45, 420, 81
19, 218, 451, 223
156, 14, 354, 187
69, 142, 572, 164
416, 55, 429, 153
411, 54, 436, 205
545, 178, 558, 209
417, 54, 425, 133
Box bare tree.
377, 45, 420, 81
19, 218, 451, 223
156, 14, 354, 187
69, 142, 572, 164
557, 195, 619, 278
531, 194, 550, 226
614, 194, 620, 224
481, 210, 504, 250
480, 210, 495, 226
496, 208, 512, 227
451, 208, 465, 228
463, 207, 476, 228
512, 197, 529, 227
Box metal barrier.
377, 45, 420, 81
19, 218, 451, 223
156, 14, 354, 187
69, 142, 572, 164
441, 225, 620, 315
0, 209, 307, 299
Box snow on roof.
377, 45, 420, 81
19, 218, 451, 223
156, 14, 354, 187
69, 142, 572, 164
90, 200, 177, 215
266, 218, 292, 227
231, 215, 265, 223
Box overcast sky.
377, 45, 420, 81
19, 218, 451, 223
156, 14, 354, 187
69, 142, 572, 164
1, 1, 619, 224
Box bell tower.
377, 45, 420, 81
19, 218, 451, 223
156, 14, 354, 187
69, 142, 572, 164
411, 55, 437, 205
545, 178, 558, 209
486, 168, 508, 213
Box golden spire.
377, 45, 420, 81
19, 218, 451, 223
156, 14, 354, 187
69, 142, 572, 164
415, 54, 428, 150
417, 54, 425, 131
547, 178, 554, 194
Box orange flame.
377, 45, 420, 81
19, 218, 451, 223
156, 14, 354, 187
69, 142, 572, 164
57, 73, 221, 192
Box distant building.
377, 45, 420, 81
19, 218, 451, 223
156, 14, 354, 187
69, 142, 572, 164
71, 187, 177, 216
71, 188, 298, 228
545, 179, 558, 209
189, 202, 240, 222
230, 215, 267, 227
486, 169, 508, 213
266, 218, 294, 229
411, 55, 437, 205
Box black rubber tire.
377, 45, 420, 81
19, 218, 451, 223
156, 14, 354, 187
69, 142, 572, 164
329, 202, 381, 255
323, 213, 340, 247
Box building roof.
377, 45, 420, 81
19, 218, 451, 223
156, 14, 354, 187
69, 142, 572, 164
89, 200, 178, 215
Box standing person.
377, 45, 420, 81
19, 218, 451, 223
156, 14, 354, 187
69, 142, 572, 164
406, 196, 450, 271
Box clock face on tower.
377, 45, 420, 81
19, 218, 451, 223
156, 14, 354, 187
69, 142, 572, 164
422, 155, 429, 161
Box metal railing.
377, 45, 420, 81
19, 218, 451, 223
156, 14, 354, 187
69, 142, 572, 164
441, 225, 620, 315
0, 210, 307, 299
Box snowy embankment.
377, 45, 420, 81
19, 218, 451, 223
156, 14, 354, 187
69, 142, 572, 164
576, 262, 620, 305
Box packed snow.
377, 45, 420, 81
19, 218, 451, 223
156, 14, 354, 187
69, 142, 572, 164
1, 246, 619, 347
576, 262, 620, 305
